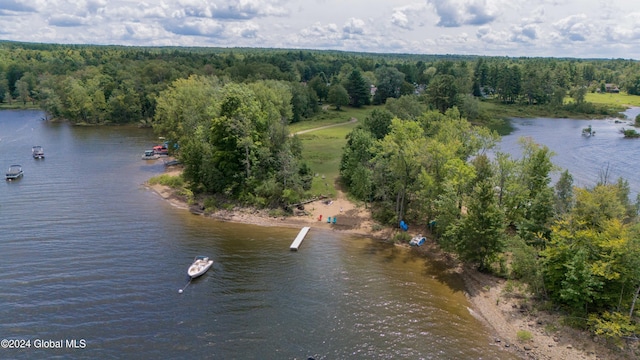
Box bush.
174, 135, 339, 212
203, 197, 218, 211
620, 128, 640, 138
393, 231, 411, 243
588, 311, 640, 340
148, 174, 184, 188
516, 330, 533, 342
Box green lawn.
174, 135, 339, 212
0, 103, 39, 110
294, 106, 378, 197
478, 96, 629, 121
289, 105, 380, 133
585, 92, 640, 107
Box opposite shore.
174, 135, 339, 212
146, 167, 626, 360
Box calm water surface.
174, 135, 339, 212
498, 107, 640, 196
0, 110, 516, 359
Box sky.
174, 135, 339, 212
1, 0, 639, 59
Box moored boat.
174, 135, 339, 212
142, 150, 159, 160
153, 145, 169, 156
32, 146, 45, 159
6, 164, 24, 180
187, 256, 214, 278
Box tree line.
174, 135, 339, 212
1, 41, 638, 125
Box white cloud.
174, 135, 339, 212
0, 0, 36, 13
85, 0, 107, 14
389, 3, 428, 30
553, 14, 591, 41
509, 23, 539, 43
342, 17, 366, 37
209, 0, 289, 20
48, 14, 87, 27
164, 18, 225, 38
229, 22, 260, 38
299, 22, 339, 39
391, 10, 411, 30
0, 0, 639, 59
603, 12, 640, 42
428, 0, 501, 27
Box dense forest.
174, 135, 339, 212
3, 40, 640, 343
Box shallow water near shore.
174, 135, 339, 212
0, 110, 517, 359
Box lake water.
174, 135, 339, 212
498, 107, 640, 197
0, 110, 516, 359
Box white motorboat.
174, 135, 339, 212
187, 256, 214, 278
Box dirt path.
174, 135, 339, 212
292, 117, 357, 135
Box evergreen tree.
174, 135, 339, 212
345, 69, 370, 107
454, 178, 505, 272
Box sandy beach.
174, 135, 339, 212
146, 168, 627, 360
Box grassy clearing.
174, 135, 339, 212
300, 123, 360, 197
585, 92, 640, 107
479, 98, 621, 120
289, 105, 380, 133
293, 105, 378, 198
0, 103, 39, 110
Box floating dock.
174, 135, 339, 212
290, 226, 311, 251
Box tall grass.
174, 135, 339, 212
147, 173, 184, 188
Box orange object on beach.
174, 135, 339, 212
318, 215, 323, 221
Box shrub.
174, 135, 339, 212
148, 174, 184, 188
620, 128, 640, 138
393, 231, 411, 243
516, 330, 532, 342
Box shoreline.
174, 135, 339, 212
145, 170, 624, 360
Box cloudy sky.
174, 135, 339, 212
1, 0, 639, 59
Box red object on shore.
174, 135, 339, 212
318, 215, 323, 221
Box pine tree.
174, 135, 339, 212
345, 70, 370, 107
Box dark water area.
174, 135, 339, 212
0, 110, 517, 359
497, 107, 640, 197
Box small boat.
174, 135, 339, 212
142, 149, 159, 160
163, 159, 181, 167
187, 256, 214, 278
153, 145, 169, 156
32, 146, 45, 159
409, 234, 426, 246
6, 164, 24, 180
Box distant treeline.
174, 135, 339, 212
1, 41, 639, 125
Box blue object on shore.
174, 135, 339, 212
327, 217, 331, 223
332, 217, 337, 224
399, 220, 408, 231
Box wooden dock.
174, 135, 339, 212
290, 226, 311, 251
